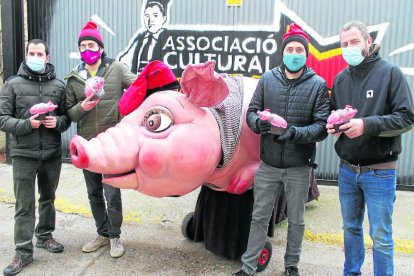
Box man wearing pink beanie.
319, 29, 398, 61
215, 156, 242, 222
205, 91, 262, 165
65, 21, 136, 258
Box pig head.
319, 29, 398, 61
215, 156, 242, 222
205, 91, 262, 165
70, 61, 260, 197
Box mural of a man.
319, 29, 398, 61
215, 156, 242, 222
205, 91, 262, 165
118, 0, 171, 73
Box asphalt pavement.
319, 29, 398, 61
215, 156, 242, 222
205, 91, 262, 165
0, 162, 413, 275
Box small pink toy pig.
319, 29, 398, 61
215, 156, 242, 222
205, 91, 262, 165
327, 105, 358, 125
30, 101, 58, 115
257, 109, 287, 135
328, 105, 358, 132
85, 76, 105, 99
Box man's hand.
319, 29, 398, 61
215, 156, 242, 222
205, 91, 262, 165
343, 118, 365, 139
275, 127, 295, 144
29, 114, 42, 129
81, 94, 99, 112
326, 123, 341, 136
43, 116, 57, 128
257, 119, 271, 134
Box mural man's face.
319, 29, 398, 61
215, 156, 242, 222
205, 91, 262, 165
340, 27, 372, 56
144, 5, 166, 34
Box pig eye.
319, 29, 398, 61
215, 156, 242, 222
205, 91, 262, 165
144, 108, 173, 132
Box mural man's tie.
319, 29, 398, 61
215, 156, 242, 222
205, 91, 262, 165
138, 35, 154, 72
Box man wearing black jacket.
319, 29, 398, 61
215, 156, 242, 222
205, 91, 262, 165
234, 23, 330, 276
327, 21, 414, 276
0, 39, 70, 275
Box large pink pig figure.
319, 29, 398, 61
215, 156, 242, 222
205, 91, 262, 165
70, 60, 260, 197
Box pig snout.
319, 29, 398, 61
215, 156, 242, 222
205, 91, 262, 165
70, 136, 89, 169
69, 122, 140, 175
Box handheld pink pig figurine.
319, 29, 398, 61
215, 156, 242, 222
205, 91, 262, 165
327, 105, 358, 132
257, 109, 287, 135
30, 101, 58, 119
84, 76, 105, 99
70, 60, 261, 197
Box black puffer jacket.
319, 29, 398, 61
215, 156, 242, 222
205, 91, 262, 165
246, 66, 330, 168
0, 62, 70, 159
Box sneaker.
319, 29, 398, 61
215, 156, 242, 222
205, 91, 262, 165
285, 266, 300, 276
3, 256, 33, 276
36, 238, 64, 253
232, 270, 250, 276
109, 237, 124, 258
82, 235, 109, 253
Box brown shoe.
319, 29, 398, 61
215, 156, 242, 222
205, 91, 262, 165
36, 238, 64, 253
3, 256, 33, 276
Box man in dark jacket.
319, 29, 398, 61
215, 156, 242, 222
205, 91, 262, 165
0, 39, 70, 276
327, 21, 414, 276
234, 24, 330, 276
65, 22, 136, 258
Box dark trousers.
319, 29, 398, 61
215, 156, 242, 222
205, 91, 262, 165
82, 170, 123, 239
12, 156, 62, 261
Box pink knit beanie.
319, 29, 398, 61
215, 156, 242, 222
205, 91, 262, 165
78, 21, 104, 47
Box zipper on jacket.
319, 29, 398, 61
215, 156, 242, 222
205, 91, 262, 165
281, 84, 292, 168
38, 80, 43, 160
95, 91, 99, 134
95, 106, 99, 134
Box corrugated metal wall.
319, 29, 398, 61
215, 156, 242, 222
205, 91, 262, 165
26, 0, 414, 184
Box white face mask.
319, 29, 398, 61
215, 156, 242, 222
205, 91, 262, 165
26, 57, 46, 73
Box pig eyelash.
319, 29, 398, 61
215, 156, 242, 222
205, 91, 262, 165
143, 107, 174, 123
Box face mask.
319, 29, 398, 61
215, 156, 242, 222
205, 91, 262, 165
342, 47, 365, 66
26, 57, 46, 73
283, 54, 306, 72
81, 50, 101, 65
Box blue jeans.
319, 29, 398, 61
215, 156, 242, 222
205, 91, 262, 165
338, 163, 396, 276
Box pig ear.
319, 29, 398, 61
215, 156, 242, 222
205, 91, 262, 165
181, 60, 229, 107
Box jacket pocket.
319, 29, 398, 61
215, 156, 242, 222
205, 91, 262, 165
15, 96, 27, 116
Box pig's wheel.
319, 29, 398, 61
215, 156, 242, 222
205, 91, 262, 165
181, 212, 195, 240
256, 241, 272, 272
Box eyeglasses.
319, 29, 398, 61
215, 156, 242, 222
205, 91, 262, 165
79, 42, 100, 53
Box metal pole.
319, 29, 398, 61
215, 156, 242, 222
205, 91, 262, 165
1, 0, 25, 164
